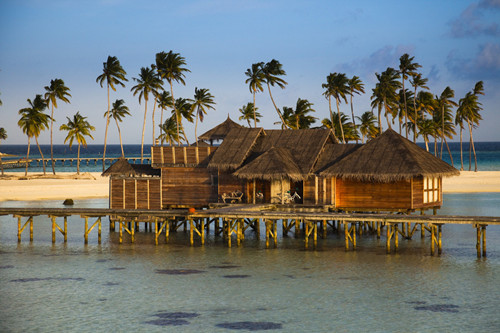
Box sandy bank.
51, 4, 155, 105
0, 171, 499, 202
0, 172, 109, 202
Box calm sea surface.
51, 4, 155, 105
1, 141, 500, 172
1, 142, 500, 332
1, 194, 500, 332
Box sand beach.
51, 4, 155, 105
0, 171, 499, 202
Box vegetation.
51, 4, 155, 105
105, 99, 130, 157
239, 102, 261, 127
44, 78, 71, 174
96, 56, 128, 171
190, 87, 216, 146
18, 95, 51, 175
59, 112, 95, 174
0, 127, 6, 175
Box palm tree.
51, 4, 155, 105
190, 87, 216, 146
399, 54, 421, 138
436, 87, 457, 161
131, 66, 162, 162
245, 63, 265, 127
0, 127, 7, 175
18, 95, 50, 176
418, 118, 436, 152
155, 51, 190, 146
44, 78, 71, 175
282, 98, 316, 129
397, 89, 415, 134
96, 56, 127, 171
157, 90, 173, 142
322, 113, 358, 143
347, 75, 365, 143
409, 73, 429, 142
158, 115, 182, 146
457, 82, 483, 171
239, 102, 262, 127
172, 98, 194, 145
356, 111, 378, 143
59, 112, 95, 174
322, 73, 349, 142
105, 99, 130, 157
260, 59, 288, 127
371, 67, 401, 134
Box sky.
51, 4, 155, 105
0, 0, 499, 145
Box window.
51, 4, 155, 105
423, 177, 439, 204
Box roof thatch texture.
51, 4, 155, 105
314, 142, 362, 173
248, 129, 335, 174
207, 127, 263, 171
233, 147, 304, 181
198, 115, 243, 141
102, 158, 160, 177
190, 140, 211, 147
320, 129, 460, 182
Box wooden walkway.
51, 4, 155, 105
1, 206, 499, 258
2, 157, 150, 168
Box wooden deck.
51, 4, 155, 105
1, 205, 499, 258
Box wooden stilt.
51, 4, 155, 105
322, 220, 327, 239
64, 217, 67, 242
431, 225, 436, 255
189, 219, 194, 246
84, 217, 88, 244
394, 224, 399, 251
386, 223, 392, 253
482, 225, 487, 257
377, 222, 381, 239
201, 218, 205, 245
438, 224, 442, 255
119, 219, 123, 244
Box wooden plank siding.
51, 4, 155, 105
412, 176, 443, 209
151, 146, 217, 166
161, 167, 217, 207
109, 178, 162, 210
335, 178, 413, 210
303, 177, 316, 204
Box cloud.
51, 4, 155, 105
334, 45, 415, 81
448, 1, 500, 38
446, 43, 500, 81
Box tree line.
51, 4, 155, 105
0, 52, 485, 176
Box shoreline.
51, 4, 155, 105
0, 171, 499, 202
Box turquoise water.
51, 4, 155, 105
1, 194, 500, 332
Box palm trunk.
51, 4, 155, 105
459, 126, 464, 171
444, 137, 454, 167
195, 113, 199, 147
467, 121, 478, 172
160, 107, 164, 141
384, 99, 392, 130
25, 137, 31, 176
169, 81, 181, 146
328, 96, 337, 140
50, 104, 56, 175
413, 87, 418, 142
152, 98, 157, 146
424, 137, 429, 152
350, 93, 358, 143
252, 92, 257, 128
140, 99, 148, 163
77, 142, 81, 175
266, 83, 287, 129
103, 84, 111, 172
434, 136, 438, 157
468, 122, 472, 171
115, 118, 125, 157
402, 78, 408, 138
35, 136, 46, 175
440, 105, 445, 159
336, 97, 345, 143
378, 105, 383, 135
0, 140, 3, 176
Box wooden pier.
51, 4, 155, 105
1, 157, 150, 169
1, 205, 499, 258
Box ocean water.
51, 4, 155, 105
1, 194, 500, 332
1, 141, 500, 173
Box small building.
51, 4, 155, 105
104, 121, 459, 212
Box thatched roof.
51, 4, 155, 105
190, 140, 211, 147
320, 129, 459, 182
233, 147, 304, 181
198, 115, 243, 141
314, 142, 362, 173
102, 158, 160, 177
248, 129, 335, 174
208, 127, 263, 171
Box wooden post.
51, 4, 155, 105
305, 221, 309, 249
201, 218, 205, 245
84, 217, 89, 244
431, 225, 436, 255
52, 216, 56, 243
377, 222, 381, 239
438, 224, 442, 255
17, 216, 21, 243
386, 223, 391, 253
98, 217, 102, 244
64, 217, 67, 242
189, 219, 194, 246
394, 224, 398, 251
482, 225, 487, 257
131, 221, 135, 243
322, 220, 327, 239
30, 217, 33, 242
295, 219, 300, 238
344, 221, 349, 251
313, 222, 318, 249
119, 219, 123, 244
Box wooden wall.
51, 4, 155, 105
218, 173, 247, 202
335, 178, 412, 210
302, 177, 334, 205
110, 178, 161, 209
412, 176, 442, 209
151, 146, 217, 166
161, 167, 217, 207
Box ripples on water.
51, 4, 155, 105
1, 195, 500, 332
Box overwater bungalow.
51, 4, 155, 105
104, 119, 459, 213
